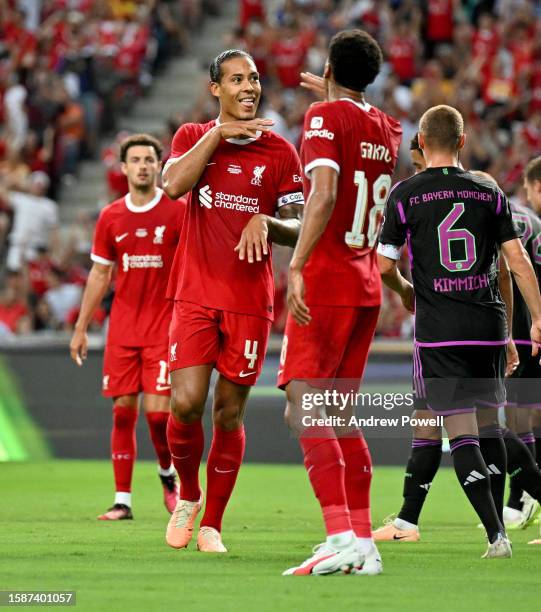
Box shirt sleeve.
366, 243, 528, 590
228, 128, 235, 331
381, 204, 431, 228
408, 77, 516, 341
495, 190, 520, 244
377, 187, 407, 260
91, 209, 115, 266
275, 142, 304, 208
162, 123, 197, 174
301, 104, 341, 178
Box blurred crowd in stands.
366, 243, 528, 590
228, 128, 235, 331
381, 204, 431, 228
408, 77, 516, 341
1, 0, 541, 339
0, 0, 216, 337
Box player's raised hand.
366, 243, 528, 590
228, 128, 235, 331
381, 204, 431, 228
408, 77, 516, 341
287, 268, 311, 325
70, 328, 88, 366
300, 72, 326, 100
530, 318, 541, 362
217, 118, 274, 140
505, 339, 519, 377
235, 214, 269, 263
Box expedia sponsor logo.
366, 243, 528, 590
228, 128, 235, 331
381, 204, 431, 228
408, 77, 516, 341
279, 192, 304, 207
304, 128, 335, 140
122, 253, 163, 272
310, 116, 323, 129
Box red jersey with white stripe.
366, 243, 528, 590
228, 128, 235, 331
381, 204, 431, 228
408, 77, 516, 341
165, 120, 303, 321
91, 188, 185, 346
300, 99, 402, 307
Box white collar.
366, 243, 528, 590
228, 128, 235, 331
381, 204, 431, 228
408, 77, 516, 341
339, 97, 372, 112
125, 187, 163, 213
215, 116, 262, 145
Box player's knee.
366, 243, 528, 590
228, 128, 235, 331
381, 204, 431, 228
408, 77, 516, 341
212, 400, 244, 431
113, 395, 137, 408
413, 424, 441, 440
284, 398, 303, 432
170, 387, 205, 423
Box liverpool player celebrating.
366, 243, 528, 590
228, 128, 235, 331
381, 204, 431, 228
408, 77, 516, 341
162, 50, 303, 553
70, 134, 185, 520
378, 105, 541, 558
278, 30, 402, 575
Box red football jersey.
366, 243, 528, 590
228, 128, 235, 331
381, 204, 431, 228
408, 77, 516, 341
300, 99, 402, 307
164, 120, 303, 320
388, 36, 417, 82
426, 0, 454, 42
91, 188, 185, 346
271, 34, 311, 88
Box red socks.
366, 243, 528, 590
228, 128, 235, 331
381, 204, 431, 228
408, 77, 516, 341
337, 431, 373, 538
300, 426, 352, 535
200, 426, 246, 532
145, 411, 172, 470
166, 415, 204, 501
111, 405, 138, 493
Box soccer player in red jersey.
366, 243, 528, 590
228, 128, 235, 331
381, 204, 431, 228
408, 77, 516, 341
70, 134, 186, 520
278, 30, 402, 576
162, 50, 303, 553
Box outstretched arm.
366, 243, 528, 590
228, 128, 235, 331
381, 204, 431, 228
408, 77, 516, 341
234, 203, 303, 263
70, 262, 112, 366
502, 238, 541, 356
163, 119, 274, 199
498, 253, 519, 376
286, 166, 337, 325
377, 254, 415, 314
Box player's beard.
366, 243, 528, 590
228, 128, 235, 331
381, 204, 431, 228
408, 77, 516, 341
132, 177, 154, 193
132, 179, 155, 193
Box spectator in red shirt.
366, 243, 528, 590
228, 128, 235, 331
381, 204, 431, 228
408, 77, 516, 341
0, 270, 31, 336
270, 17, 312, 89
387, 20, 419, 85
472, 12, 500, 70
240, 0, 265, 29
424, 0, 457, 57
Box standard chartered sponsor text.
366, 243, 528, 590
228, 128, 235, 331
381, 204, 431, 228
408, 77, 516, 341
122, 254, 163, 272
215, 191, 260, 213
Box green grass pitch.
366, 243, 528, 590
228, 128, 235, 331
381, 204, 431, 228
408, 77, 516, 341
1, 461, 540, 611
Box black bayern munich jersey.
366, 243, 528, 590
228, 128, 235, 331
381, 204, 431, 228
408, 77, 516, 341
510, 202, 541, 343
378, 167, 519, 345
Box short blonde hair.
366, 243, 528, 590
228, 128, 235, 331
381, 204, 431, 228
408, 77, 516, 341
419, 105, 464, 153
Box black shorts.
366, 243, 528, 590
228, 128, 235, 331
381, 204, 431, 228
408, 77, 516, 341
413, 343, 506, 415
506, 343, 541, 408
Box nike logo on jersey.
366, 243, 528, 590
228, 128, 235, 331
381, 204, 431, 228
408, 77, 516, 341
239, 370, 256, 378
156, 385, 171, 391
215, 467, 235, 474
206, 162, 216, 166
115, 233, 129, 242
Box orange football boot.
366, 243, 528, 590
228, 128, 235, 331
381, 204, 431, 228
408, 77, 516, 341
372, 516, 420, 542
166, 491, 203, 549
197, 526, 227, 553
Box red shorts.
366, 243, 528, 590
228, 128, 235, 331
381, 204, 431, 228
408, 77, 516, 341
102, 343, 170, 398
169, 301, 272, 386
277, 305, 380, 389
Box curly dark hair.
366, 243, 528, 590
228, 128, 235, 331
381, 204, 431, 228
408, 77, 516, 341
209, 49, 254, 83
525, 156, 541, 184
410, 133, 423, 153
119, 133, 163, 163
328, 29, 382, 92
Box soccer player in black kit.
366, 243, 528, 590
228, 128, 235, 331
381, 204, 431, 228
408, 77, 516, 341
377, 105, 541, 559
